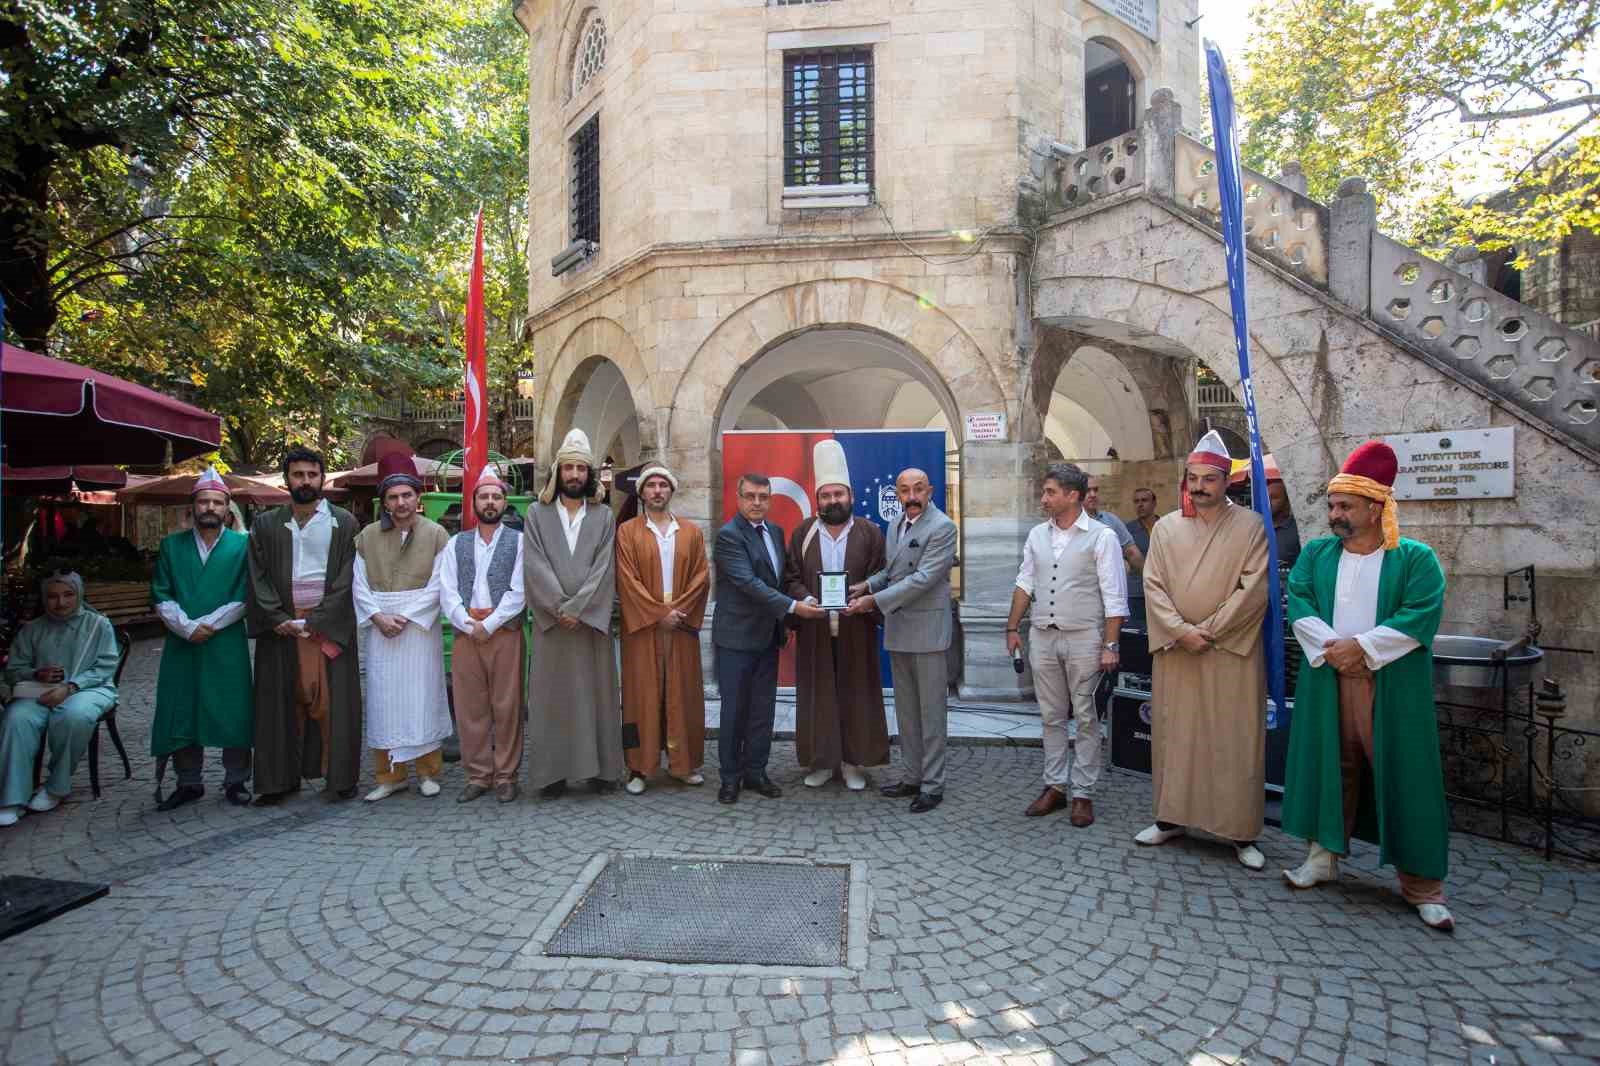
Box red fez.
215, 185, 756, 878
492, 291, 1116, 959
376, 451, 422, 493
1339, 441, 1398, 487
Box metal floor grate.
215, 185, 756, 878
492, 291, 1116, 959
545, 857, 850, 967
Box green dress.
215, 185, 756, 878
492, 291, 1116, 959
150, 529, 255, 756
1280, 536, 1451, 879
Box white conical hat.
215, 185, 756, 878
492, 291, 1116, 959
192, 465, 230, 498
813, 439, 851, 493
1186, 429, 1232, 471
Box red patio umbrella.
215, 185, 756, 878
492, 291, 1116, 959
1, 343, 222, 465
2, 464, 128, 496
117, 472, 295, 506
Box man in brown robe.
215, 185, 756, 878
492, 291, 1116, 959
615, 464, 710, 793
247, 445, 364, 804
1136, 430, 1271, 869
784, 439, 889, 790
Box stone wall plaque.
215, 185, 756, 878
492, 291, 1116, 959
964, 412, 1007, 442
1386, 427, 1514, 500
1086, 0, 1159, 41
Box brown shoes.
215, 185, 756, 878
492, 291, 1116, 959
1025, 787, 1069, 817
1069, 798, 1094, 827
495, 782, 518, 803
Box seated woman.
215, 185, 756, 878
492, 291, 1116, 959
0, 571, 120, 826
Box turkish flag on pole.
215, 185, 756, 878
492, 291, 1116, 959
461, 208, 488, 530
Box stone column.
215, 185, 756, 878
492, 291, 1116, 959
1142, 88, 1182, 203
958, 439, 1050, 700
1329, 176, 1377, 316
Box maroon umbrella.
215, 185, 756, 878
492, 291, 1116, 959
1, 343, 222, 465
2, 464, 129, 496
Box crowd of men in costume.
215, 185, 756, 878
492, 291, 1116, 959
0, 429, 1455, 930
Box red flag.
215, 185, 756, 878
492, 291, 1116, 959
461, 209, 488, 529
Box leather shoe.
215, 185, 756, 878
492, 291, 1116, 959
224, 784, 252, 807
744, 776, 782, 798
457, 783, 489, 804
1069, 798, 1095, 827
496, 781, 518, 803
334, 787, 358, 800
879, 782, 920, 798
156, 785, 205, 812
540, 780, 567, 799
909, 792, 943, 813
717, 781, 740, 805
253, 791, 287, 807
1025, 787, 1068, 817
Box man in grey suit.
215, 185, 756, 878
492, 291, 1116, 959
846, 468, 957, 813
712, 473, 827, 805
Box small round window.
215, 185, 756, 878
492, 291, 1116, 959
572, 14, 607, 99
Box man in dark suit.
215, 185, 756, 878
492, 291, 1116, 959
712, 472, 827, 804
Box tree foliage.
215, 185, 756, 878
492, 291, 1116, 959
0, 0, 529, 467
1238, 0, 1599, 261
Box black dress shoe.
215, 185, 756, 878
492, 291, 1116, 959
540, 780, 568, 799
744, 776, 782, 798
224, 783, 252, 807
156, 785, 205, 812
909, 792, 943, 813
588, 777, 617, 794
717, 781, 740, 805
334, 787, 358, 800
879, 782, 920, 798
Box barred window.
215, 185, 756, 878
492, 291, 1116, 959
570, 115, 600, 247
784, 48, 874, 189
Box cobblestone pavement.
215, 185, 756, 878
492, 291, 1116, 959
2, 640, 1597, 1066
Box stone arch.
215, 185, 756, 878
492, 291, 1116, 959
1083, 33, 1146, 145
550, 3, 601, 106
540, 315, 653, 461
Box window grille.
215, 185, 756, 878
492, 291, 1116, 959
570, 115, 600, 247
783, 48, 874, 189
572, 14, 607, 98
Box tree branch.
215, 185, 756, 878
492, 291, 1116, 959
1444, 90, 1600, 124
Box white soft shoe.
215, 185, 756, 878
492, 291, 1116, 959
681, 772, 705, 786
1235, 844, 1266, 871
363, 782, 408, 802
1283, 842, 1340, 889
1417, 903, 1455, 932
1134, 823, 1185, 846
804, 768, 834, 788
25, 787, 59, 813
0, 806, 22, 827
418, 778, 441, 798
625, 775, 647, 795
841, 764, 867, 791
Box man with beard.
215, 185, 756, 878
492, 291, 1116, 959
1124, 487, 1160, 628
1135, 430, 1271, 869
354, 452, 452, 802
1281, 441, 1454, 931
615, 464, 710, 794
439, 470, 527, 802
523, 430, 622, 798
846, 468, 957, 813
247, 446, 364, 804
783, 440, 888, 791
149, 467, 254, 810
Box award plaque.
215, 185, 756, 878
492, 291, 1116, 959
819, 571, 848, 610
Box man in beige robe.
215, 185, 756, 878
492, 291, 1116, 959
1136, 430, 1271, 870
615, 464, 709, 793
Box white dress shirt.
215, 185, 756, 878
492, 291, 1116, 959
286, 499, 335, 584
155, 529, 249, 640
559, 501, 588, 553
818, 518, 853, 573
1014, 509, 1129, 617
1292, 547, 1420, 669
437, 522, 527, 635
647, 514, 680, 597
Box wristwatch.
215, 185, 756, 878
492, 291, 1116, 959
1104, 642, 1120, 652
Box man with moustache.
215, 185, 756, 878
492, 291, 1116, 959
615, 464, 710, 794
439, 469, 527, 802
150, 466, 255, 810
354, 452, 452, 802
1280, 441, 1454, 931
846, 468, 957, 813
1124, 487, 1160, 628
247, 446, 364, 804
524, 431, 622, 799
783, 440, 889, 791
1136, 430, 1271, 869
1005, 463, 1126, 827
713, 473, 828, 805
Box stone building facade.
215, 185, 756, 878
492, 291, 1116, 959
512, 0, 1600, 767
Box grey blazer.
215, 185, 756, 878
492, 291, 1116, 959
866, 504, 956, 654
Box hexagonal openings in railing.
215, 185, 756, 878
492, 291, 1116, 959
1122, 136, 1139, 157
1420, 316, 1446, 340
1578, 359, 1600, 384
1063, 183, 1081, 204
1428, 279, 1454, 304
1395, 262, 1421, 285
1534, 338, 1570, 364
1386, 298, 1412, 321
1566, 399, 1599, 425
1462, 297, 1490, 323
1198, 158, 1216, 179
1522, 375, 1557, 402
1500, 318, 1529, 342
1191, 189, 1211, 211
1451, 335, 1481, 360
1100, 146, 1116, 167
1485, 354, 1518, 380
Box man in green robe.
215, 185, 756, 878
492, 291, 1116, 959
247, 446, 364, 804
150, 467, 254, 810
1280, 440, 1455, 932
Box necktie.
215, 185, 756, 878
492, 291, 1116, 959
756, 523, 778, 576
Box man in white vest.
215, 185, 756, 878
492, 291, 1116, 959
1005, 462, 1127, 828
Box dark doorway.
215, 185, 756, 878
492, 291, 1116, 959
1086, 40, 1137, 146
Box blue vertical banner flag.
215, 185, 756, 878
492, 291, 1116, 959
1204, 41, 1287, 720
